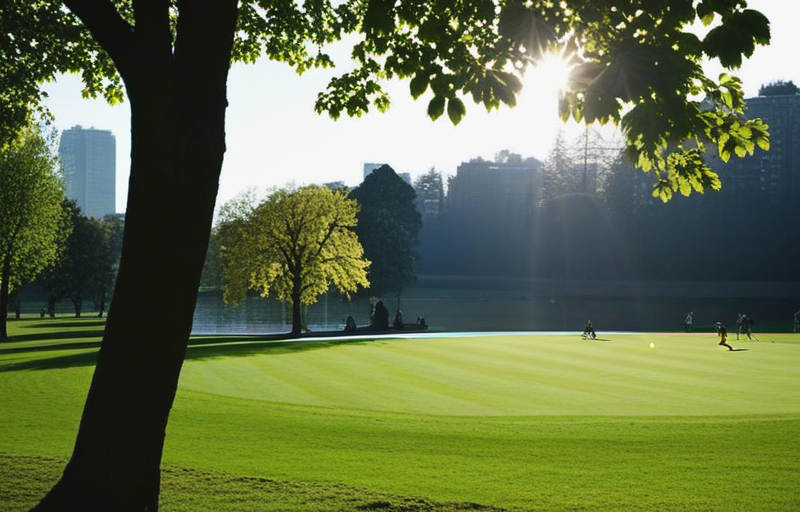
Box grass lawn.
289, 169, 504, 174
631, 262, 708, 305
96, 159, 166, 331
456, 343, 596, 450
1, 317, 799, 511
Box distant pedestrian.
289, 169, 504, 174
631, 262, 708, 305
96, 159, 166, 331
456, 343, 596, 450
684, 311, 693, 332
393, 309, 404, 330
736, 313, 745, 340
583, 320, 596, 339
794, 309, 800, 333
716, 322, 734, 351
372, 301, 389, 331
343, 315, 357, 333
745, 315, 754, 340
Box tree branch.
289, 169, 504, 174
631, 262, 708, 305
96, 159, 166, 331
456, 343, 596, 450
313, 221, 339, 260
62, 0, 136, 77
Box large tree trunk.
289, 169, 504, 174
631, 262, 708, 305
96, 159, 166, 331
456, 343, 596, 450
31, 2, 238, 511
291, 289, 303, 336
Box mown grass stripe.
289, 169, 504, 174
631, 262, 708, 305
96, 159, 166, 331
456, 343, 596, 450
3, 320, 799, 512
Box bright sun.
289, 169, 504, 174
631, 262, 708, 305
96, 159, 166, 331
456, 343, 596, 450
517, 52, 573, 117
490, 51, 576, 157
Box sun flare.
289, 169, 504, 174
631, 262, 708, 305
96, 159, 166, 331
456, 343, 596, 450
493, 51, 576, 154
518, 52, 574, 114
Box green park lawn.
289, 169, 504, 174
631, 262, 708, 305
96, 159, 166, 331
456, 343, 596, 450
1, 317, 799, 511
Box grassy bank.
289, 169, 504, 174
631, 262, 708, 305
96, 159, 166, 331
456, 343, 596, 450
2, 318, 799, 511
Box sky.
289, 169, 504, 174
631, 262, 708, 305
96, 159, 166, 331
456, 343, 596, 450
42, 0, 800, 214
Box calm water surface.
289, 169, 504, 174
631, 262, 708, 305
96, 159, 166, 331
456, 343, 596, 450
192, 277, 799, 335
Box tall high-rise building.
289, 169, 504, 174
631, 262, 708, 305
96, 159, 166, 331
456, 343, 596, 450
59, 126, 116, 218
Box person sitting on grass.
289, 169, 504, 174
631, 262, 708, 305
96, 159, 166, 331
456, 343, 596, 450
716, 322, 734, 351
583, 320, 596, 339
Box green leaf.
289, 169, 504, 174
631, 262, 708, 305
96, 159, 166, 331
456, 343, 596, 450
447, 97, 466, 125
427, 95, 445, 120
696, 2, 714, 25
679, 179, 691, 197
362, 0, 396, 36
740, 9, 771, 45
652, 181, 673, 203
409, 73, 429, 99
738, 125, 752, 138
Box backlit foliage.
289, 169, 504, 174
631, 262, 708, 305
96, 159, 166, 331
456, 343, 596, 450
2, 0, 773, 201
219, 185, 370, 313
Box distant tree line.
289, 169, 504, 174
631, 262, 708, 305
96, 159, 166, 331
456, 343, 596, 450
758, 80, 799, 97
1, 121, 125, 337
39, 204, 125, 318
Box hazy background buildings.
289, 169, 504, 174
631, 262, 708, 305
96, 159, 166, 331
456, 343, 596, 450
411, 91, 800, 290
48, 90, 799, 331
59, 126, 116, 219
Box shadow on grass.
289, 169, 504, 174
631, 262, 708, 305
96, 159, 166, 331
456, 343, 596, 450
18, 320, 107, 329
185, 336, 383, 361
1, 453, 505, 512
2, 330, 105, 345
0, 333, 388, 372
0, 350, 100, 371
0, 340, 103, 356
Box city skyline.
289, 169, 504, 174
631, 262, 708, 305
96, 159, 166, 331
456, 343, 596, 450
42, 0, 800, 214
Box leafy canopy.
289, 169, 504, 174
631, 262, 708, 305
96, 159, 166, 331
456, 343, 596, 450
349, 165, 421, 298
41, 201, 118, 316
0, 123, 70, 293
0, 122, 70, 337
220, 185, 370, 309
2, 0, 772, 201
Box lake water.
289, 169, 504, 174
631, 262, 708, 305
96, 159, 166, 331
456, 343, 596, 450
191, 277, 800, 335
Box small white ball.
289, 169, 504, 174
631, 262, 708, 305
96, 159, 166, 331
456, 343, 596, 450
649, 342, 655, 349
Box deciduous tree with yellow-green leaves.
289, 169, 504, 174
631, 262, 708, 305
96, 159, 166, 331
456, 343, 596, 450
220, 186, 369, 336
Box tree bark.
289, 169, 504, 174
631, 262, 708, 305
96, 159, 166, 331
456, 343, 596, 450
97, 290, 106, 317
14, 292, 21, 319
291, 286, 303, 336
72, 293, 82, 317
31, 1, 239, 510
0, 252, 10, 339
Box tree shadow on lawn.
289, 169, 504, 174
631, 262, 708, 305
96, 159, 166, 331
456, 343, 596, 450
1, 330, 104, 345
0, 350, 101, 371
0, 334, 387, 372
185, 335, 384, 362
19, 321, 107, 329
2, 453, 506, 512
0, 319, 106, 349
0, 340, 103, 359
